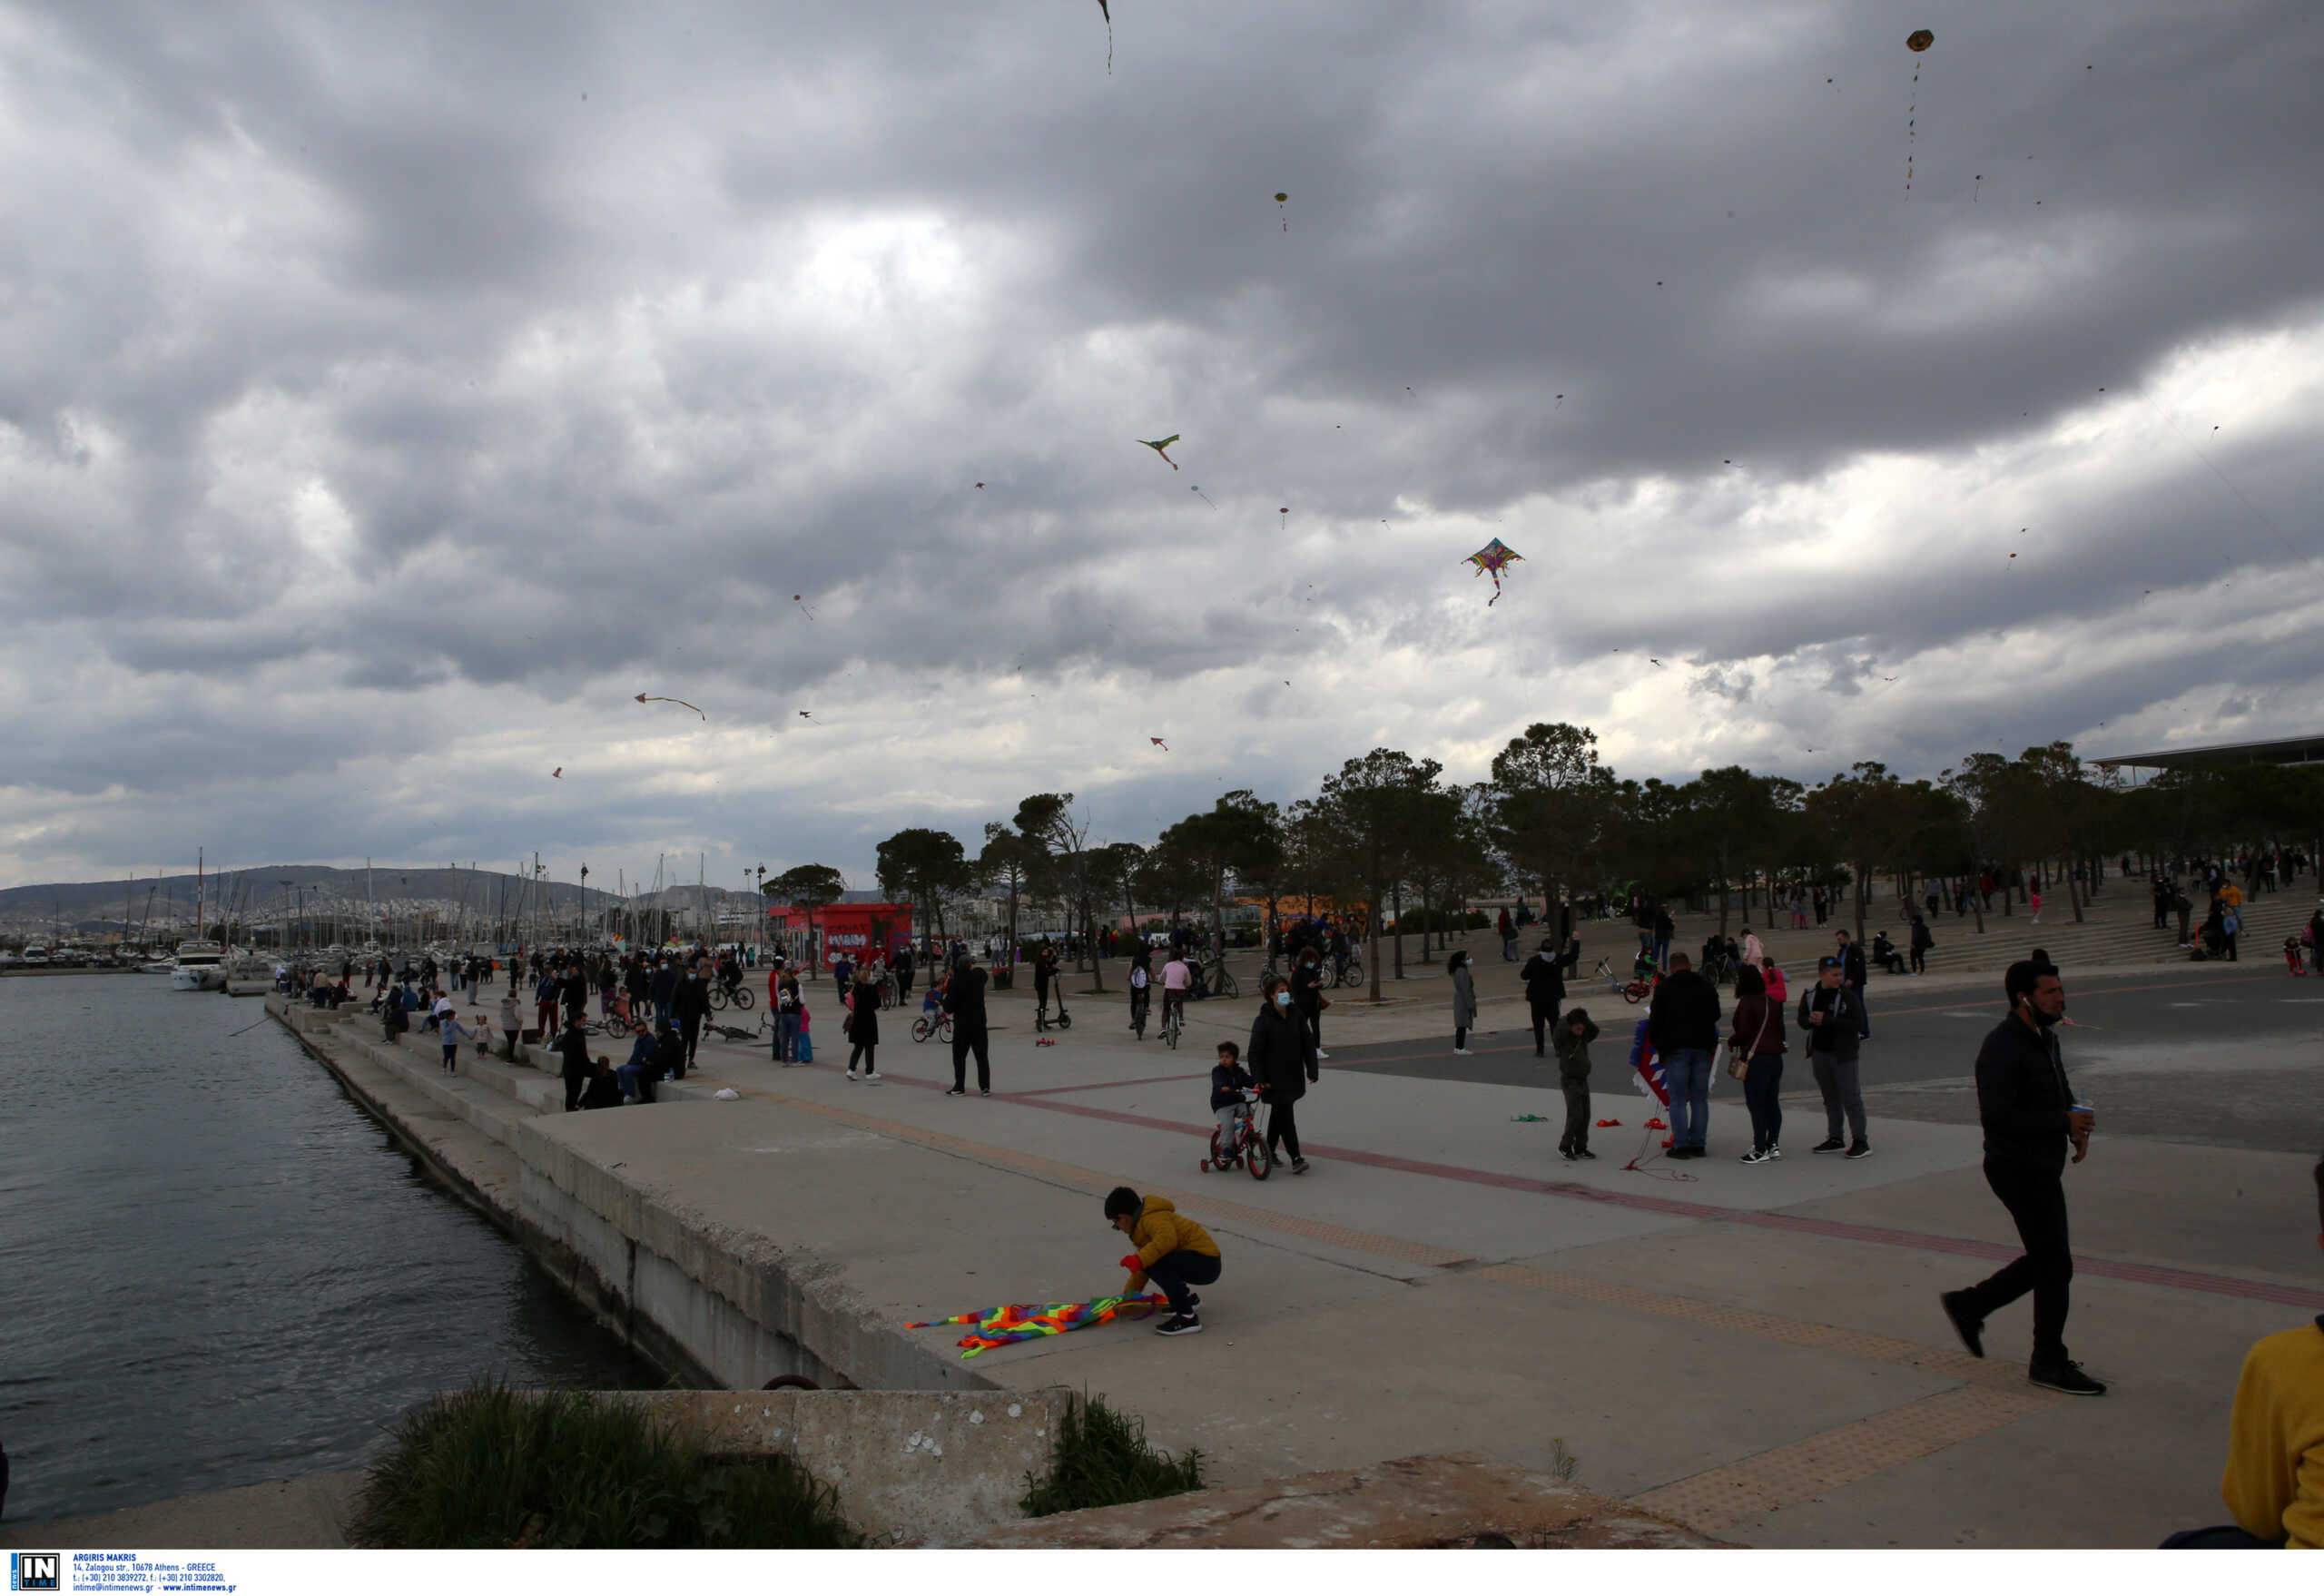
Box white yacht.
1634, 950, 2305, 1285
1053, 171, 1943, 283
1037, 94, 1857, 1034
171, 941, 230, 991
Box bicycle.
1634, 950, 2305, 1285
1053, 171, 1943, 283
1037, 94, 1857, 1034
1593, 957, 1653, 1005
1202, 959, 1239, 1000
911, 1009, 954, 1045
1159, 996, 1185, 1050
706, 978, 755, 1012
1200, 1092, 1271, 1180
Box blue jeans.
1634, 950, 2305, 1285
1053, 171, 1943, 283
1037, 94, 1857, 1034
776, 1012, 800, 1062
1663, 1048, 1712, 1150
1742, 1052, 1785, 1152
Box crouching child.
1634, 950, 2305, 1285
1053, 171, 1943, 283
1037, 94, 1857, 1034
1106, 1186, 1220, 1337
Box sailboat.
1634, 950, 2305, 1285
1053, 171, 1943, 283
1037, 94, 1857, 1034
171, 849, 228, 990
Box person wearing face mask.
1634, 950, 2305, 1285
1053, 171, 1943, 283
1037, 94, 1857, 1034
1247, 974, 1317, 1175
671, 959, 711, 1071
1940, 961, 2105, 1397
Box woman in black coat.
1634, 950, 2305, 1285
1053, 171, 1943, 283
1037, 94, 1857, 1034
1246, 974, 1318, 1174
846, 970, 881, 1080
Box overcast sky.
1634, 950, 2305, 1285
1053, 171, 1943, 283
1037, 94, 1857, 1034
3, 0, 2319, 895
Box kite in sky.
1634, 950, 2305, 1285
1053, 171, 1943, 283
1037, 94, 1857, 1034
1138, 434, 1180, 469
1904, 30, 1935, 193
798, 711, 817, 723
1278, 507, 1289, 532
635, 694, 704, 720
1275, 191, 1289, 231
1096, 0, 1111, 74
1150, 737, 1168, 751
1191, 485, 1216, 508
1465, 537, 1525, 606
793, 594, 816, 621
551, 767, 562, 779
907, 1294, 1166, 1359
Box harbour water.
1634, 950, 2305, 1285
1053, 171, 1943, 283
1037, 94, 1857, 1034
0, 974, 655, 1525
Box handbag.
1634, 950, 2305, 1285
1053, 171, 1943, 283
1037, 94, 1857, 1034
1728, 1002, 1773, 1080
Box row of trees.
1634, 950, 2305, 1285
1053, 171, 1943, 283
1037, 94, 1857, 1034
841, 729, 2324, 1001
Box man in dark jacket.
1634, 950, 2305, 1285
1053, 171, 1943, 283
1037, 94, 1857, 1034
1647, 953, 1723, 1158
649, 958, 679, 1028
1246, 977, 1317, 1174
1940, 961, 2105, 1396
556, 1014, 593, 1111
1521, 938, 1569, 1057
1834, 930, 1871, 1036
671, 961, 711, 1070
943, 961, 991, 1096
651, 1017, 687, 1086
1798, 956, 1870, 1157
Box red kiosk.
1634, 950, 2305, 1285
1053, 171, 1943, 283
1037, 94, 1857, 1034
763, 902, 913, 970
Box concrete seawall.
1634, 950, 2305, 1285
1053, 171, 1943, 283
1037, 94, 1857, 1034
262, 997, 1060, 1543
270, 998, 997, 1394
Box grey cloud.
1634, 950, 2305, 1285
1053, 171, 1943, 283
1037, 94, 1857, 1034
2, 0, 2321, 890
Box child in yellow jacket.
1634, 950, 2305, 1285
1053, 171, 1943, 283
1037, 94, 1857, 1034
1106, 1187, 1220, 1337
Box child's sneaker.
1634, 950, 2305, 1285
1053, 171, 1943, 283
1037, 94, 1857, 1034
1154, 1313, 1203, 1336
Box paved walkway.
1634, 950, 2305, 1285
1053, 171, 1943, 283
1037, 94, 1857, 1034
590, 958, 2323, 1547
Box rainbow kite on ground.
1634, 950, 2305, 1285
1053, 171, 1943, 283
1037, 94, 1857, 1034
906, 1295, 1167, 1359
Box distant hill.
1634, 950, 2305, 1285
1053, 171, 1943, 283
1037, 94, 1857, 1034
0, 865, 747, 940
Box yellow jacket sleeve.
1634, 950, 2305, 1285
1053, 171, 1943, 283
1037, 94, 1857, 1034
2221, 1327, 2324, 1549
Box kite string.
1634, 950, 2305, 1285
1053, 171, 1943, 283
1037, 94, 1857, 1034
2132, 389, 2309, 579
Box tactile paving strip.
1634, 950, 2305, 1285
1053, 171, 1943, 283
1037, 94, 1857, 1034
1473, 1265, 2026, 1388
1630, 1384, 2061, 1532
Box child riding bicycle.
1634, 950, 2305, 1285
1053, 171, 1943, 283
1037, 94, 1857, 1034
1205, 1041, 1258, 1171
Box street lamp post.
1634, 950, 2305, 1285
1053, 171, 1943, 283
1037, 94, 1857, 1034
579, 864, 589, 945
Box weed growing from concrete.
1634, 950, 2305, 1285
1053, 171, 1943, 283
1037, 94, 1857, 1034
1019, 1392, 1206, 1518
350, 1380, 858, 1549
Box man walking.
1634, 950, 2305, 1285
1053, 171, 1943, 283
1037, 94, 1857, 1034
1521, 937, 1567, 1056
1646, 951, 1722, 1158
671, 960, 710, 1073
1940, 961, 2105, 1396
944, 958, 992, 1096
1797, 956, 1871, 1158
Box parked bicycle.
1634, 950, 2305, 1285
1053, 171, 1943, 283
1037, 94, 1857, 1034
1593, 957, 1654, 1005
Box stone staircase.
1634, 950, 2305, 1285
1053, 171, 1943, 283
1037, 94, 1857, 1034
1622, 872, 2319, 982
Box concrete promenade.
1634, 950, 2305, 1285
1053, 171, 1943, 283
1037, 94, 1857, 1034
207, 931, 2324, 1547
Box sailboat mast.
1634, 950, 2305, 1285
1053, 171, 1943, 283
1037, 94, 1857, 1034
195, 848, 204, 941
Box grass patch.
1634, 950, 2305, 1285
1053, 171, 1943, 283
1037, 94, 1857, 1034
350, 1381, 858, 1549
1019, 1393, 1206, 1518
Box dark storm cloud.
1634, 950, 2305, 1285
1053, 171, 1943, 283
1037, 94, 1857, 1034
1, 0, 2319, 890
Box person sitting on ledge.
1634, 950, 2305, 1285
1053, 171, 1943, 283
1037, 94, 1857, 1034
1106, 1186, 1220, 1339
580, 1055, 625, 1111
